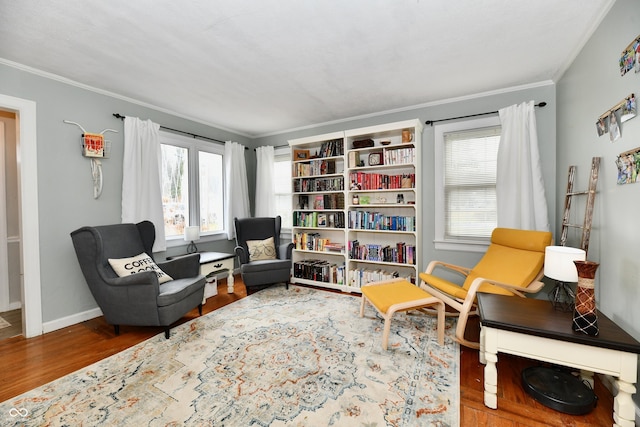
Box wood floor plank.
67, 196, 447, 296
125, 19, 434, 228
0, 278, 618, 426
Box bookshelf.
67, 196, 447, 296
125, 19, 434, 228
289, 119, 422, 293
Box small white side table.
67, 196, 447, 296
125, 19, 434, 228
199, 252, 235, 299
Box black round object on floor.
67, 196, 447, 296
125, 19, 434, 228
521, 366, 597, 415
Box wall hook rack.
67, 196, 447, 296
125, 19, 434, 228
63, 120, 119, 199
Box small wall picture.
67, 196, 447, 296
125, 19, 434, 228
616, 149, 640, 184
621, 94, 637, 123
609, 108, 622, 142
596, 116, 609, 137
620, 35, 640, 76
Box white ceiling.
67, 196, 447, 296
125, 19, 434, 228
0, 0, 613, 137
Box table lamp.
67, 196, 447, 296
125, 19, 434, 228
544, 246, 586, 311
184, 226, 200, 254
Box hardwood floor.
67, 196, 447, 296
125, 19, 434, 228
0, 309, 22, 340
0, 277, 615, 426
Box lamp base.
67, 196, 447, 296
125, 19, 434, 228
187, 241, 198, 254
548, 281, 575, 312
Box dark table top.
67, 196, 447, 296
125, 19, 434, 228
477, 293, 640, 354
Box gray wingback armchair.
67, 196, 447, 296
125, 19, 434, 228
70, 221, 206, 338
234, 216, 293, 290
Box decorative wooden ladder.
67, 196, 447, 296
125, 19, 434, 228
559, 157, 600, 256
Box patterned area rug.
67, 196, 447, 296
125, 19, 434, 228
0, 316, 10, 330
0, 285, 459, 426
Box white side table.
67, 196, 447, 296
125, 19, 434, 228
199, 252, 235, 299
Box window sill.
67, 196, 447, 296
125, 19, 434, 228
165, 232, 228, 248
434, 239, 489, 253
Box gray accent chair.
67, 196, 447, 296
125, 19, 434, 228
234, 216, 293, 290
70, 221, 206, 339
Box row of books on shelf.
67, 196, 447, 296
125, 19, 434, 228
348, 268, 415, 288
348, 240, 416, 265
293, 159, 338, 177
293, 232, 345, 252
349, 172, 415, 190
294, 211, 345, 228
348, 211, 416, 231
293, 260, 345, 284
294, 176, 344, 192
298, 194, 345, 210
317, 138, 344, 158
383, 147, 415, 165
293, 260, 415, 287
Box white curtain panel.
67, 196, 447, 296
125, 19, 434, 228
224, 141, 250, 240
254, 146, 275, 217
122, 117, 166, 251
497, 101, 550, 231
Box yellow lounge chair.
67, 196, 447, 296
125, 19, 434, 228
420, 227, 552, 349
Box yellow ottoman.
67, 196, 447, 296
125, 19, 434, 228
360, 279, 445, 350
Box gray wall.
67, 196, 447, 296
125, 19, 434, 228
0, 63, 249, 323
557, 0, 640, 410
255, 84, 557, 274
1, 58, 557, 328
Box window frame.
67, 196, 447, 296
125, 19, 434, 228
273, 146, 292, 233
434, 116, 501, 253
159, 130, 227, 248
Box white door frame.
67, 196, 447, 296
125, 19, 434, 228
0, 121, 8, 312
0, 94, 42, 338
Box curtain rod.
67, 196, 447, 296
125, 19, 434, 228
424, 102, 547, 126
253, 144, 289, 151
113, 113, 226, 144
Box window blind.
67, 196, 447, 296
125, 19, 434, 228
444, 125, 501, 239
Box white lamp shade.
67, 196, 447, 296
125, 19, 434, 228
544, 246, 586, 282
184, 226, 200, 242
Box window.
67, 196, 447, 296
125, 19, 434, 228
160, 131, 225, 244
434, 117, 501, 251
273, 147, 292, 230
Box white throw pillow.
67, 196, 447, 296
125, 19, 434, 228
246, 237, 277, 261
108, 252, 173, 284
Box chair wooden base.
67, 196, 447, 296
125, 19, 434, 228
360, 280, 445, 350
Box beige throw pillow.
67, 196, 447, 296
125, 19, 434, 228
108, 252, 173, 284
247, 237, 277, 261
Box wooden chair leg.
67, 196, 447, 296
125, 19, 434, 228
435, 301, 445, 346
164, 328, 170, 339
382, 315, 393, 351
198, 304, 203, 316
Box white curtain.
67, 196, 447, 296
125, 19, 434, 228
224, 141, 250, 239
254, 146, 275, 217
497, 101, 549, 231
122, 117, 166, 251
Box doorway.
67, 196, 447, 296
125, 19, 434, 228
0, 113, 23, 340
0, 94, 42, 338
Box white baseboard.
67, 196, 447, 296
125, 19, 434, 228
40, 273, 238, 334
42, 307, 103, 334
7, 301, 22, 311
